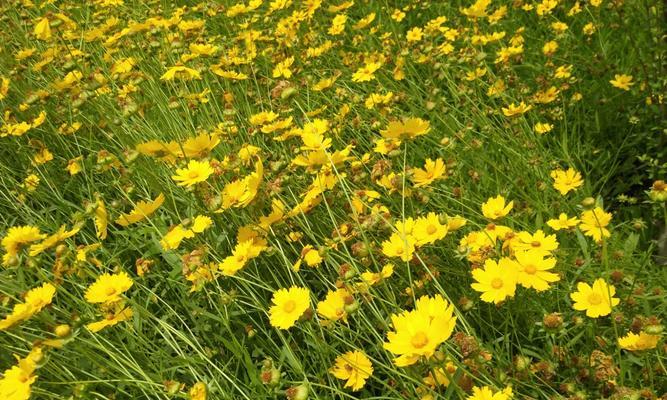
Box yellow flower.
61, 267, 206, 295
471, 258, 519, 304
272, 56, 294, 79
380, 118, 430, 140
546, 213, 580, 231
191, 215, 213, 233
160, 66, 201, 81
0, 347, 41, 400
0, 283, 56, 330
160, 225, 195, 250
95, 197, 108, 240
330, 350, 373, 391
550, 168, 584, 195
579, 207, 612, 243
317, 288, 350, 323
514, 250, 560, 291
84, 271, 133, 304
172, 160, 214, 187
182, 133, 220, 158
381, 233, 416, 262
534, 122, 553, 134
28, 224, 80, 256
351, 61, 381, 82
115, 193, 165, 226
412, 213, 448, 246
406, 27, 424, 42
412, 158, 446, 188
87, 307, 133, 333
618, 331, 660, 351
460, 0, 491, 18
189, 382, 207, 400
570, 278, 619, 318
512, 230, 559, 254
467, 386, 513, 400
220, 239, 264, 276
219, 160, 263, 210
360, 264, 394, 286
481, 195, 513, 220
2, 225, 46, 260
501, 101, 532, 117
34, 18, 51, 40
383, 294, 457, 366
268, 286, 310, 330
610, 74, 633, 90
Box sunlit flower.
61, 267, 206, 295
579, 207, 612, 243
471, 258, 519, 304
84, 271, 133, 305
330, 350, 373, 391
551, 168, 584, 195
570, 278, 619, 318
269, 286, 310, 330
172, 160, 214, 187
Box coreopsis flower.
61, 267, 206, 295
546, 213, 580, 231
381, 233, 416, 262
412, 158, 446, 188
189, 382, 207, 400
160, 66, 201, 81
211, 67, 248, 80
579, 207, 612, 242
269, 286, 310, 330
220, 238, 266, 276
0, 283, 56, 330
0, 77, 9, 100
0, 347, 42, 400
317, 288, 351, 323
501, 102, 532, 117
383, 294, 457, 366
609, 74, 633, 90
460, 0, 491, 18
115, 193, 165, 226
95, 197, 108, 240
648, 180, 667, 201
2, 225, 46, 265
84, 271, 133, 305
172, 160, 214, 187
570, 278, 619, 318
29, 224, 81, 256
380, 118, 430, 140
550, 168, 584, 195
330, 350, 373, 391
87, 307, 133, 333
182, 133, 221, 158
618, 332, 660, 351
272, 57, 294, 79
512, 230, 558, 254
161, 225, 195, 250
534, 122, 553, 134
514, 250, 560, 291
360, 264, 394, 286
34, 18, 51, 40
481, 195, 513, 220
406, 27, 423, 42
219, 160, 263, 210
471, 258, 519, 304
467, 386, 513, 400
412, 213, 448, 246
351, 61, 381, 82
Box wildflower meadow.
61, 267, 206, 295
0, 0, 666, 399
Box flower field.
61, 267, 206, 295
0, 0, 666, 399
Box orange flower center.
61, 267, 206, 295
531, 241, 541, 248
411, 332, 429, 349
189, 170, 201, 179
587, 293, 603, 305
524, 264, 537, 274
395, 247, 403, 255
105, 287, 117, 296
426, 225, 437, 235
283, 300, 297, 313
491, 278, 504, 289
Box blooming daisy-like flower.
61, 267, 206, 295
380, 118, 430, 140
330, 350, 373, 391
0, 282, 56, 330
172, 160, 214, 187
546, 213, 580, 231
84, 271, 134, 305
579, 207, 612, 243
514, 250, 560, 291
570, 278, 619, 318
317, 288, 351, 323
550, 168, 584, 195
618, 331, 660, 351
383, 294, 456, 366
471, 258, 519, 304
269, 286, 310, 330
381, 233, 416, 262
609, 74, 633, 90
467, 385, 513, 400
87, 307, 133, 333
2, 225, 46, 261
412, 213, 448, 246
512, 229, 559, 254
481, 195, 513, 220
115, 193, 165, 226
501, 101, 532, 117
412, 158, 446, 188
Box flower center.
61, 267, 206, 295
411, 332, 429, 349
283, 300, 296, 313
524, 264, 537, 274
189, 171, 201, 179
491, 278, 504, 289
105, 287, 117, 296
395, 247, 403, 255
587, 293, 603, 305
426, 225, 437, 235
531, 241, 541, 248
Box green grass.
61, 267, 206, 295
0, 0, 666, 399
